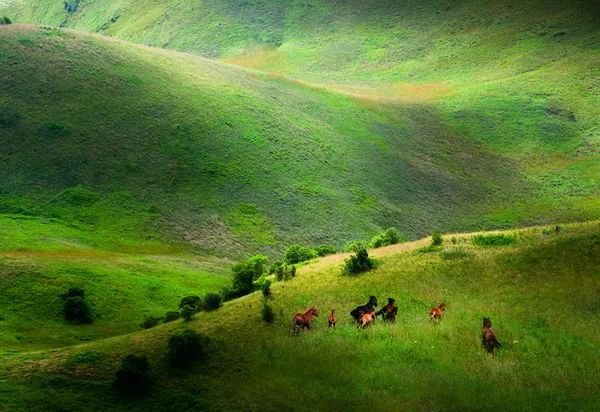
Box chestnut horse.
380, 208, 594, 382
328, 309, 337, 329
429, 302, 446, 322
292, 306, 319, 335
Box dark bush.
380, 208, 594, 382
202, 293, 222, 311
261, 302, 275, 323
113, 354, 151, 395
369, 228, 402, 248
284, 245, 316, 264
179, 295, 201, 312
61, 286, 85, 300
261, 280, 272, 297
473, 233, 516, 246
431, 231, 444, 246
64, 296, 92, 324
2, 17, 12, 25
141, 316, 162, 329
314, 245, 336, 257
167, 329, 204, 367
289, 266, 296, 278
219, 286, 238, 302
164, 311, 180, 323
342, 247, 374, 275
180, 305, 196, 321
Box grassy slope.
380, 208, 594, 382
0, 25, 538, 256
0, 221, 598, 411
1, 1, 599, 240
0, 214, 231, 351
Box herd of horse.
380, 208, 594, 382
292, 296, 502, 353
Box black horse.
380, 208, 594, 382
350, 296, 378, 323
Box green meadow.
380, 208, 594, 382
0, 0, 598, 410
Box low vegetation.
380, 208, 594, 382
342, 247, 375, 275
167, 329, 205, 367
473, 233, 517, 246
113, 354, 151, 395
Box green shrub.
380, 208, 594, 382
179, 295, 202, 312
284, 245, 316, 264
232, 255, 268, 295
342, 247, 374, 275
342, 240, 368, 253
219, 286, 238, 302
289, 266, 296, 278
180, 304, 196, 321
314, 245, 336, 257
202, 293, 222, 311
431, 231, 444, 246
261, 280, 272, 297
473, 233, 516, 246
61, 286, 85, 300
140, 316, 162, 329
167, 329, 204, 367
369, 228, 402, 248
261, 301, 275, 323
113, 354, 151, 395
1, 17, 12, 25
164, 311, 180, 323
451, 236, 458, 244
63, 296, 92, 324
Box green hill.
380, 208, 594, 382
0, 24, 597, 256
0, 222, 598, 410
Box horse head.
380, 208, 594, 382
483, 317, 492, 328
369, 295, 378, 307
309, 306, 319, 317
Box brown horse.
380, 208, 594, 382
328, 309, 337, 329
482, 318, 502, 353
359, 309, 376, 329
429, 302, 446, 322
292, 306, 319, 335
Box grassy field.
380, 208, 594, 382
0, 221, 597, 410
0, 214, 231, 352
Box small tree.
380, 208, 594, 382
431, 231, 444, 246
2, 17, 12, 25
180, 304, 196, 321
284, 245, 316, 264
232, 255, 268, 296
64, 296, 92, 324
167, 329, 204, 367
179, 296, 201, 312
141, 316, 161, 329
342, 247, 374, 275
202, 293, 222, 311
369, 228, 402, 248
261, 301, 275, 323
314, 245, 336, 257
113, 354, 151, 394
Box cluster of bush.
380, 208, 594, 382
64, 0, 81, 14
113, 328, 207, 395
342, 227, 402, 252
0, 17, 11, 25
142, 292, 223, 329
62, 287, 93, 324
283, 244, 335, 264
417, 231, 445, 253
268, 261, 296, 281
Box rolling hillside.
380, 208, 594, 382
0, 24, 554, 256
0, 222, 598, 410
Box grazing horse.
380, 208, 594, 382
429, 302, 446, 322
482, 318, 502, 353
328, 309, 337, 329
292, 306, 319, 335
376, 297, 398, 322
350, 296, 378, 323
359, 310, 376, 329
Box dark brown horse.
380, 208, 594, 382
292, 306, 319, 335
376, 297, 398, 322
482, 318, 502, 353
350, 296, 378, 323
